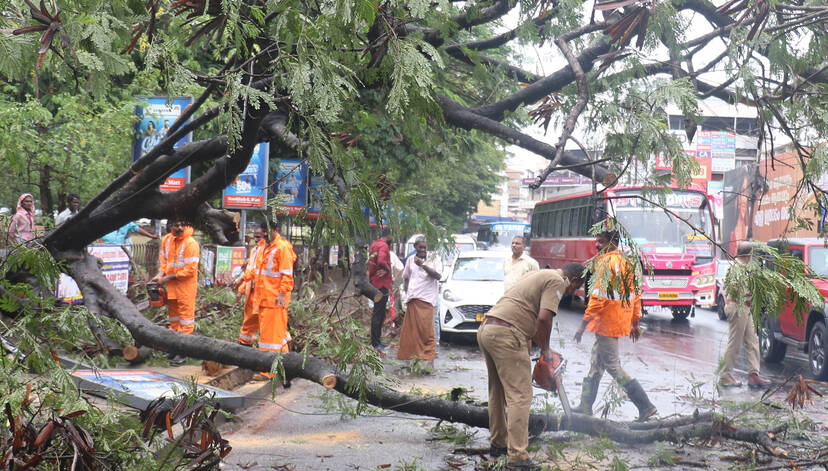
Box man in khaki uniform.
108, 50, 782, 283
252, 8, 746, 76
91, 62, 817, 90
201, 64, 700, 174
503, 236, 540, 292
719, 243, 771, 388
478, 263, 585, 469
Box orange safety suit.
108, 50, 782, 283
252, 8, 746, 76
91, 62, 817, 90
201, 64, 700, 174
251, 233, 296, 355
158, 227, 200, 334
583, 250, 641, 338
237, 238, 266, 345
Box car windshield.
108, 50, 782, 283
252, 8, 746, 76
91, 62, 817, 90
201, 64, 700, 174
808, 246, 828, 276
452, 257, 505, 281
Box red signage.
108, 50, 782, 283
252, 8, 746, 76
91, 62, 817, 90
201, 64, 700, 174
160, 176, 187, 193
223, 195, 264, 208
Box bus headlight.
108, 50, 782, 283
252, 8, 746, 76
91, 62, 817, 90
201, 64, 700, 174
692, 274, 714, 287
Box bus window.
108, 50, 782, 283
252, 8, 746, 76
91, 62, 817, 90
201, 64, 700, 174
571, 208, 580, 237
580, 206, 591, 235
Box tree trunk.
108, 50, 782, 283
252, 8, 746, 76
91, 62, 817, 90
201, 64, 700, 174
58, 248, 786, 450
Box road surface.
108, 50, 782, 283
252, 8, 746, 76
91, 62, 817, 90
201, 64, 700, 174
219, 306, 827, 470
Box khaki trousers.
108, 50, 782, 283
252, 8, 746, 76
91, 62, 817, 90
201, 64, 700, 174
585, 334, 631, 386
476, 323, 532, 463
722, 304, 760, 376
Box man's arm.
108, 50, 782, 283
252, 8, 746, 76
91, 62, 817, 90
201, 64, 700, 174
532, 308, 556, 359
416, 257, 442, 279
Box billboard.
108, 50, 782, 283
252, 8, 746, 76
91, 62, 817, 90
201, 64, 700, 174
222, 142, 269, 209
307, 174, 325, 218
722, 165, 755, 255
752, 150, 823, 241
275, 160, 307, 214
214, 246, 247, 285
56, 245, 131, 304
133, 96, 193, 193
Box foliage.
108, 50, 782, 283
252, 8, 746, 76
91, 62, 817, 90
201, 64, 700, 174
428, 422, 477, 445
724, 242, 824, 329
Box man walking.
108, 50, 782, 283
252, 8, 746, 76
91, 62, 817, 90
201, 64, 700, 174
573, 230, 657, 421
719, 243, 772, 388
503, 236, 539, 292
56, 193, 80, 225
398, 237, 442, 364
152, 219, 200, 365
235, 224, 268, 346
478, 264, 584, 469
368, 228, 393, 352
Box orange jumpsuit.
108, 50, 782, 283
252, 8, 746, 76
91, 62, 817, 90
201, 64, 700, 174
158, 227, 200, 334
251, 233, 296, 354
237, 239, 266, 345
583, 250, 642, 337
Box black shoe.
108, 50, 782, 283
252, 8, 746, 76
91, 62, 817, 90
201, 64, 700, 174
169, 355, 186, 366
507, 459, 538, 470
489, 445, 507, 457
165, 351, 176, 360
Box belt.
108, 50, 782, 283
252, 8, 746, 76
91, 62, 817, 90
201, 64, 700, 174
483, 317, 514, 328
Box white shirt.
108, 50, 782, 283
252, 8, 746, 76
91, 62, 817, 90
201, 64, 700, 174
402, 253, 443, 306
56, 208, 76, 225
503, 253, 540, 292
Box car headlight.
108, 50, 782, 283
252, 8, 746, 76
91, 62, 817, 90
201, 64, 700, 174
443, 289, 461, 302
692, 274, 715, 287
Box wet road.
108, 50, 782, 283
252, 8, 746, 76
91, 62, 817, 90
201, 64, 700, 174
220, 306, 827, 470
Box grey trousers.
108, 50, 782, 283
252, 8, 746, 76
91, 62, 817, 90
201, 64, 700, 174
585, 334, 631, 386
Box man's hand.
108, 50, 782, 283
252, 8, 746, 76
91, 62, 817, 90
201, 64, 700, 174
375, 268, 389, 279
574, 327, 585, 343
277, 293, 286, 306
414, 257, 424, 267
630, 322, 641, 342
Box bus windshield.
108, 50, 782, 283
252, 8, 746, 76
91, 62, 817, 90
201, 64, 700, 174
613, 191, 714, 262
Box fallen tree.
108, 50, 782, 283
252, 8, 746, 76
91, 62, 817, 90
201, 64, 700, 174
62, 240, 790, 453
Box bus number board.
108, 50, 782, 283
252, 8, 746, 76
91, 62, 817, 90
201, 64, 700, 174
613, 191, 703, 210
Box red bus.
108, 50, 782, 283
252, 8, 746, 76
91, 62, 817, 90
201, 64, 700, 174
529, 186, 717, 321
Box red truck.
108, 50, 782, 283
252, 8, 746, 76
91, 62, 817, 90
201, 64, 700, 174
759, 238, 828, 380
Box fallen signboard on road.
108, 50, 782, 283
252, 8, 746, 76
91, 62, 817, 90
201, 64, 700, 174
69, 369, 244, 410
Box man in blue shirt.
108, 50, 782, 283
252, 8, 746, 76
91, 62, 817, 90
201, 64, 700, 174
102, 221, 159, 245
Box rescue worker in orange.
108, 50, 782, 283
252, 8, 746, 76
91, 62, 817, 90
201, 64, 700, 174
573, 230, 657, 421
247, 222, 296, 371
234, 224, 268, 346
152, 219, 200, 365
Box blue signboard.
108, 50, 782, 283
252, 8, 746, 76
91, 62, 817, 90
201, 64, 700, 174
275, 160, 307, 214
133, 96, 193, 193
307, 174, 325, 217
222, 142, 269, 209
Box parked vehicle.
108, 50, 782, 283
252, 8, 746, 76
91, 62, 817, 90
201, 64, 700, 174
438, 251, 505, 337
476, 221, 530, 251
530, 186, 717, 320
715, 259, 732, 321
759, 238, 828, 380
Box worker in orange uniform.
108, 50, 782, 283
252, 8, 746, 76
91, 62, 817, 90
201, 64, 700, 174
235, 224, 268, 346
573, 230, 657, 421
250, 222, 296, 373
152, 219, 200, 366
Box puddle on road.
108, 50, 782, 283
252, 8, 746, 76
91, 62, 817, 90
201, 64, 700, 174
229, 430, 362, 447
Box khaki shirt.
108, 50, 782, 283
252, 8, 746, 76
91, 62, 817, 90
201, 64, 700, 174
503, 253, 540, 292
486, 269, 568, 339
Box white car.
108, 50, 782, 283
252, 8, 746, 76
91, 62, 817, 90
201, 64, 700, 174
438, 251, 506, 336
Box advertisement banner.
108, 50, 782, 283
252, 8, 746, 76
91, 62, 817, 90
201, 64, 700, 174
752, 150, 821, 241
214, 246, 247, 285
307, 174, 325, 218
133, 96, 193, 193
56, 245, 130, 304
275, 160, 307, 214
222, 142, 269, 209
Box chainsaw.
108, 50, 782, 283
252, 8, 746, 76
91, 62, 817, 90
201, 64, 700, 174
532, 350, 571, 418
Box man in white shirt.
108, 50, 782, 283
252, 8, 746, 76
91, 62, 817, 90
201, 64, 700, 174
55, 193, 80, 226
503, 236, 539, 292
398, 237, 443, 363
